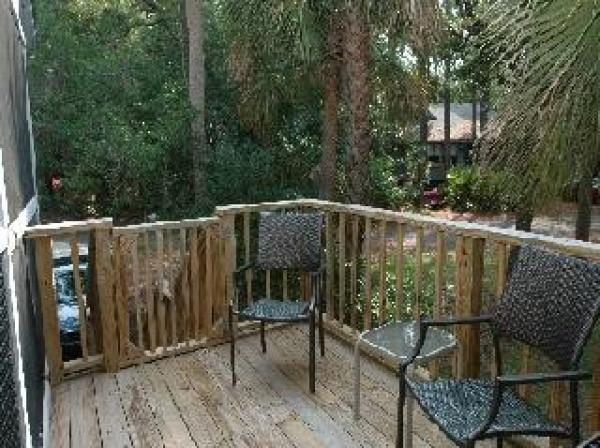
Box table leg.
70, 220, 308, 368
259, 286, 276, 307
405, 365, 415, 448
353, 338, 361, 420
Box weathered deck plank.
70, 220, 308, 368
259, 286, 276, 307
51, 325, 509, 448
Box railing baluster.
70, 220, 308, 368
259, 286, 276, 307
70, 235, 88, 361
190, 228, 200, 341
364, 217, 372, 330
378, 220, 387, 326
167, 229, 177, 348
144, 232, 156, 352
282, 271, 288, 300
244, 212, 253, 303
549, 380, 566, 448
326, 212, 334, 320
131, 235, 143, 353
338, 212, 346, 325
430, 229, 445, 377
491, 241, 508, 378
204, 226, 213, 338
266, 270, 271, 299
35, 236, 64, 384
114, 236, 129, 361
395, 222, 405, 321
350, 215, 359, 330
179, 228, 189, 346
156, 230, 167, 351
414, 225, 423, 319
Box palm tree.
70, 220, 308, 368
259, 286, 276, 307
479, 0, 600, 241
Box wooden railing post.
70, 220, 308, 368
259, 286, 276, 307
93, 227, 119, 373
455, 236, 484, 378
221, 214, 236, 336
35, 236, 64, 385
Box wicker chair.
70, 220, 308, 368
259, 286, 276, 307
399, 245, 600, 448
229, 212, 324, 393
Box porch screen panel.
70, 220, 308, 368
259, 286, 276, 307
0, 2, 35, 223
0, 252, 21, 448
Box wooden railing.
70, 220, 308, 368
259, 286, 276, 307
216, 199, 600, 439
26, 199, 600, 439
25, 217, 226, 384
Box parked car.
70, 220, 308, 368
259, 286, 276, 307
53, 256, 88, 361
422, 188, 444, 209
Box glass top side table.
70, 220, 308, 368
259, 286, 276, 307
353, 321, 457, 448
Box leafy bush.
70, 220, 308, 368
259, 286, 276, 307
445, 166, 516, 213
368, 154, 402, 209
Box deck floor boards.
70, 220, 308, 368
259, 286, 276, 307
51, 325, 509, 447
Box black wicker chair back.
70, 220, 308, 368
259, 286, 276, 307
256, 212, 323, 271
492, 245, 600, 369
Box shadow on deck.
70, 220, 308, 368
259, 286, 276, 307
49, 325, 511, 448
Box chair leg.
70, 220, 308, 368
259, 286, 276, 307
229, 305, 236, 386
319, 307, 325, 357
309, 310, 316, 393
260, 321, 267, 353
397, 366, 406, 448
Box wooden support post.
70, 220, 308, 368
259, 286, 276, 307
378, 220, 387, 326
94, 228, 118, 373
455, 236, 484, 379
190, 229, 200, 341
243, 212, 252, 303
222, 214, 237, 336
350, 215, 359, 330
364, 217, 372, 330
144, 232, 156, 351
179, 229, 189, 346
414, 226, 423, 319
338, 213, 346, 325
70, 236, 88, 361
430, 229, 445, 377
326, 212, 334, 320
203, 226, 214, 338
114, 237, 129, 361
35, 237, 64, 385
131, 236, 143, 352
156, 230, 166, 350
395, 223, 405, 321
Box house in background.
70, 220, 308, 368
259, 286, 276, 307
424, 103, 483, 186
0, 0, 44, 446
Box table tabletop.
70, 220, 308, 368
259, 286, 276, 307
359, 320, 457, 363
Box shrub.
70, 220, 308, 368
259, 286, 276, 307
445, 166, 515, 213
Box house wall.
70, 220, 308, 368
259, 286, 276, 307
0, 0, 43, 446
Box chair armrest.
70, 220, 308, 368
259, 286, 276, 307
497, 370, 592, 386
470, 369, 591, 440
234, 263, 254, 275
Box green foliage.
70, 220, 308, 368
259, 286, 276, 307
445, 166, 515, 213
368, 154, 402, 209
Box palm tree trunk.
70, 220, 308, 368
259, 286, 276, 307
184, 0, 207, 204
317, 19, 342, 201
343, 2, 372, 204
576, 169, 594, 241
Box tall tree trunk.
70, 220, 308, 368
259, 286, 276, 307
343, 2, 372, 204
442, 0, 452, 177
184, 0, 207, 204
418, 55, 429, 144
317, 18, 343, 200
576, 168, 594, 241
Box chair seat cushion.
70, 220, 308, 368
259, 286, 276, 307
407, 378, 569, 444
239, 298, 311, 322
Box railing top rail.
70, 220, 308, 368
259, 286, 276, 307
217, 199, 600, 260
24, 218, 113, 238
113, 217, 219, 234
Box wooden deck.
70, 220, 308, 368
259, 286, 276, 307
50, 325, 505, 448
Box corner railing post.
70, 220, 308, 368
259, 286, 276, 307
455, 236, 484, 378
90, 223, 119, 373
220, 213, 236, 338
